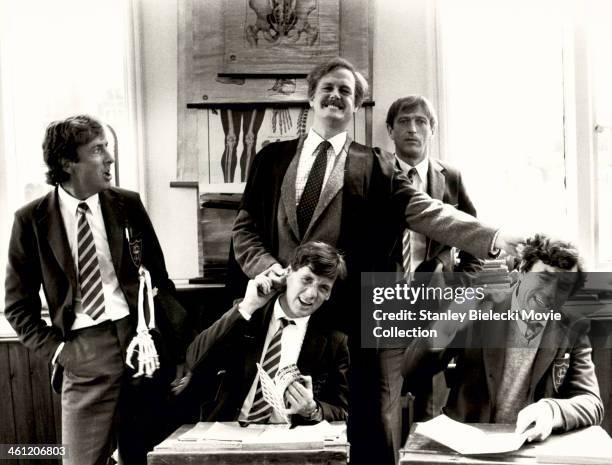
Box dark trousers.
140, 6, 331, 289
61, 318, 175, 465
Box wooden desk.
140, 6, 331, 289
400, 423, 612, 465
148, 423, 348, 465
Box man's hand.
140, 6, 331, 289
284, 376, 318, 418
494, 230, 526, 257
239, 267, 288, 317
265, 263, 287, 280
515, 401, 555, 442
170, 363, 192, 395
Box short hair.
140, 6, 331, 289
290, 241, 347, 282
306, 57, 369, 108
519, 234, 585, 295
385, 95, 437, 133
42, 114, 105, 185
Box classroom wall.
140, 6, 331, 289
140, 0, 199, 279
139, 0, 437, 280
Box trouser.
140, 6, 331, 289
61, 318, 130, 465
378, 348, 405, 465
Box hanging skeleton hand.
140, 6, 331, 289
126, 266, 160, 378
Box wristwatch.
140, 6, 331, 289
307, 402, 321, 421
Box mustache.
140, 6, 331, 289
322, 97, 344, 109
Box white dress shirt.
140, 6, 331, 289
57, 186, 130, 330
295, 129, 347, 204
396, 156, 429, 272
238, 297, 310, 423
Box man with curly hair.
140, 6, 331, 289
5, 115, 188, 465
403, 234, 602, 442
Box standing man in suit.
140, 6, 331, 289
184, 241, 349, 424
232, 57, 522, 464
379, 95, 484, 464
5, 115, 188, 465
402, 235, 603, 441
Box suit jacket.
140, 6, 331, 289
232, 137, 496, 283
402, 288, 604, 431
5, 187, 188, 367
394, 158, 482, 275
185, 296, 349, 423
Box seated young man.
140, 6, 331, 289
402, 235, 603, 442
183, 241, 349, 424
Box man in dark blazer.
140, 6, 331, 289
4, 115, 188, 465
402, 235, 603, 442
185, 241, 349, 424
379, 95, 484, 465
231, 57, 521, 464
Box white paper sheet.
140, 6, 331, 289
415, 414, 529, 455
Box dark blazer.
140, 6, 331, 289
5, 187, 188, 366
185, 296, 349, 424
402, 288, 604, 431
408, 159, 483, 274
232, 137, 496, 284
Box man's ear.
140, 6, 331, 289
61, 158, 74, 176
386, 124, 393, 137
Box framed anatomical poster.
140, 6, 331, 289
222, 0, 340, 75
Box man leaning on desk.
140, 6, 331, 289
402, 234, 603, 442
180, 241, 349, 424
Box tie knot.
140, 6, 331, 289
524, 320, 544, 342
407, 167, 417, 184
77, 202, 89, 215
279, 317, 295, 328
316, 140, 331, 155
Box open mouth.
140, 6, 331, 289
298, 297, 313, 307
533, 295, 548, 308
103, 172, 112, 181
323, 101, 344, 110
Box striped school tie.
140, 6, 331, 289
402, 168, 417, 282
77, 202, 106, 320
247, 317, 294, 423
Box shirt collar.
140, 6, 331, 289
58, 185, 100, 216
305, 128, 347, 157
273, 295, 310, 330
395, 155, 429, 183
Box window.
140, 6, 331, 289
0, 0, 143, 309
437, 0, 611, 269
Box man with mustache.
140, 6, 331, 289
402, 235, 603, 443
231, 57, 521, 464
379, 95, 484, 464
5, 115, 188, 465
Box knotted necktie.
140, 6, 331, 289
402, 168, 417, 282
524, 320, 544, 343
297, 140, 331, 237
77, 202, 106, 320
247, 317, 295, 423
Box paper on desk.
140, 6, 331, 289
178, 422, 264, 442
415, 415, 529, 455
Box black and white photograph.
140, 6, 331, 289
1, 0, 612, 464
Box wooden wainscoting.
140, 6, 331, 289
0, 338, 62, 465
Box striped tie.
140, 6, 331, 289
247, 317, 294, 423
77, 202, 106, 320
402, 168, 417, 282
